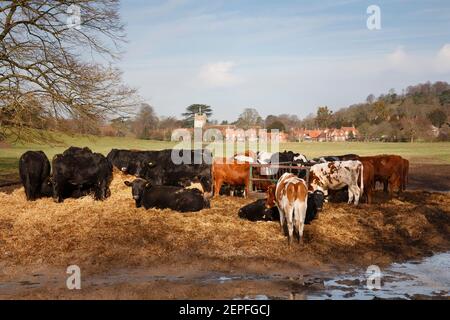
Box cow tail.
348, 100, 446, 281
25, 173, 32, 200
359, 162, 364, 196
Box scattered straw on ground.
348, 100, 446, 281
0, 171, 449, 273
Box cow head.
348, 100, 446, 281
265, 184, 277, 208
40, 177, 53, 197
309, 190, 325, 212
139, 162, 163, 183
293, 153, 308, 164
135, 161, 156, 177
124, 179, 151, 207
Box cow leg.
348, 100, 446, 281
350, 184, 361, 205
347, 188, 354, 205
294, 200, 307, 244
31, 184, 40, 201
285, 205, 294, 245
214, 179, 223, 198
95, 180, 109, 201
94, 181, 105, 200
23, 174, 35, 201
94, 183, 101, 200
383, 180, 389, 193
278, 209, 285, 234
366, 188, 373, 204
387, 177, 395, 197
354, 186, 361, 205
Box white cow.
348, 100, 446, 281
233, 151, 257, 164
309, 160, 364, 205
234, 155, 256, 163
257, 152, 277, 175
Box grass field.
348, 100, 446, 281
1, 133, 450, 182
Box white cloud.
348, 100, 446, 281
386, 46, 409, 67
198, 61, 243, 87
384, 45, 450, 74
386, 46, 418, 71
436, 44, 450, 72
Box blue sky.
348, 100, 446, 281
118, 0, 450, 121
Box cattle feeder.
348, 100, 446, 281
248, 162, 310, 197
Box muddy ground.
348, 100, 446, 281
0, 163, 449, 299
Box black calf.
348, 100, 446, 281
124, 179, 209, 212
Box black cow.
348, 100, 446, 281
308, 190, 325, 215
139, 149, 213, 195
238, 190, 325, 224
52, 147, 112, 202
19, 151, 51, 201
312, 156, 340, 163
108, 148, 213, 195
238, 199, 280, 222
107, 149, 166, 176
124, 178, 210, 212
63, 146, 93, 156
270, 151, 301, 164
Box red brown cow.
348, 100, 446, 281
212, 159, 250, 197
358, 155, 404, 195
359, 159, 375, 204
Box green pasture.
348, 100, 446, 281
1, 133, 449, 183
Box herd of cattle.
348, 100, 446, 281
18, 147, 409, 244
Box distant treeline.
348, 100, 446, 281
2, 82, 449, 143
303, 81, 450, 142
98, 81, 450, 142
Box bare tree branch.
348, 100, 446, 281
0, 0, 140, 142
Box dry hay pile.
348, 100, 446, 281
0, 172, 449, 273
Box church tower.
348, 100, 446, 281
194, 106, 207, 129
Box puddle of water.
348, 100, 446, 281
1, 253, 449, 299
306, 252, 450, 300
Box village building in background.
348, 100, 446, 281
192, 110, 358, 142
292, 127, 359, 142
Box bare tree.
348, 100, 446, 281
0, 0, 139, 142
235, 108, 263, 129
132, 104, 159, 139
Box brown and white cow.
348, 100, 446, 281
309, 160, 364, 205
266, 173, 309, 245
